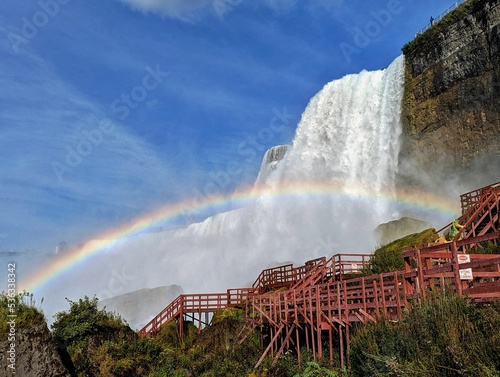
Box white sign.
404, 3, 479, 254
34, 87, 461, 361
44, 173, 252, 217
457, 254, 470, 264
459, 268, 473, 280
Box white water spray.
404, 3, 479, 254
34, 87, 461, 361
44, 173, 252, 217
38, 56, 406, 328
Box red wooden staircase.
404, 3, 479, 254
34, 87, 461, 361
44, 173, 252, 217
139, 182, 500, 369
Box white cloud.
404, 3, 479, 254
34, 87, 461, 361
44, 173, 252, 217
118, 0, 215, 21
118, 0, 344, 21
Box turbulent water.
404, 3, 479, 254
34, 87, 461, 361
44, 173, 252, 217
39, 56, 407, 327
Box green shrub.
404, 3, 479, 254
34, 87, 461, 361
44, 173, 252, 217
294, 361, 338, 377
51, 295, 125, 349
52, 295, 164, 376
349, 292, 500, 376
366, 228, 438, 274
0, 292, 45, 334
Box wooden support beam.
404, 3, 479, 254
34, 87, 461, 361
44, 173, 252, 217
316, 288, 322, 360
451, 242, 463, 296
252, 302, 279, 328
271, 324, 296, 366
358, 308, 376, 323
255, 324, 285, 368
296, 326, 301, 368
339, 324, 344, 368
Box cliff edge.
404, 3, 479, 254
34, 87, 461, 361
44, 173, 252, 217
401, 0, 500, 180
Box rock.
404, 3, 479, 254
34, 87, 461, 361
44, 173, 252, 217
401, 0, 500, 181
374, 217, 432, 246
98, 285, 183, 330
0, 323, 72, 377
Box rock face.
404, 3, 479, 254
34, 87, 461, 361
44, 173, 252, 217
0, 323, 71, 377
401, 0, 500, 179
98, 285, 183, 330
374, 217, 432, 246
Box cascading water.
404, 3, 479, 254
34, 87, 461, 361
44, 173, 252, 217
38, 56, 406, 328
254, 144, 289, 187
264, 55, 404, 203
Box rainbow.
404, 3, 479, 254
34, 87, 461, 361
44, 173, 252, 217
20, 181, 460, 293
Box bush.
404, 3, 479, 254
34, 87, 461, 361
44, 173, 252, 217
294, 361, 339, 377
366, 228, 438, 274
51, 295, 125, 349
52, 295, 162, 377
349, 292, 500, 376
0, 291, 45, 334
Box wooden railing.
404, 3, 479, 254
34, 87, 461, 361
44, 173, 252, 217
139, 288, 256, 337
252, 257, 326, 293
460, 182, 500, 213
331, 253, 372, 280
456, 185, 499, 242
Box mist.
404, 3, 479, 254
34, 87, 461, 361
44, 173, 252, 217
24, 55, 474, 328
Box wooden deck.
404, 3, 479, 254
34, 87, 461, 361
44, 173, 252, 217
139, 182, 500, 368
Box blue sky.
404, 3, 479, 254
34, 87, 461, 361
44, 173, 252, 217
0, 0, 454, 252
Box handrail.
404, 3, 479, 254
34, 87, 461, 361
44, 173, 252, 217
454, 187, 498, 241
139, 289, 254, 336
460, 182, 500, 213
415, 0, 469, 37
436, 182, 499, 240
252, 257, 328, 292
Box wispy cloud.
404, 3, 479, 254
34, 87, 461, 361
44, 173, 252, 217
0, 44, 187, 250
118, 0, 215, 21
117, 0, 344, 21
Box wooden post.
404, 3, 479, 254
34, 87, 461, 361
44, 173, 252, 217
379, 274, 387, 317
329, 327, 333, 367
394, 272, 402, 318
416, 248, 426, 298
451, 241, 463, 296
179, 296, 184, 341
305, 325, 310, 357
343, 281, 348, 325
339, 324, 344, 368
316, 287, 322, 360
362, 278, 367, 313
296, 326, 301, 367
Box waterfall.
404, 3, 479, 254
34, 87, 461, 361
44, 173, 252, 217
266, 55, 404, 201
254, 144, 289, 187
38, 56, 406, 327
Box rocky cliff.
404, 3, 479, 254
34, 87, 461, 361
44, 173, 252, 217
401, 0, 500, 181
98, 285, 183, 330
0, 323, 72, 377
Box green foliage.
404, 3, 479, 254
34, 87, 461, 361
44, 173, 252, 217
154, 321, 180, 348
476, 242, 500, 254
89, 336, 162, 377
0, 291, 45, 334
186, 319, 262, 376
51, 295, 163, 377
349, 292, 500, 376
294, 362, 339, 377
51, 295, 125, 349
211, 307, 245, 325
367, 228, 438, 274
